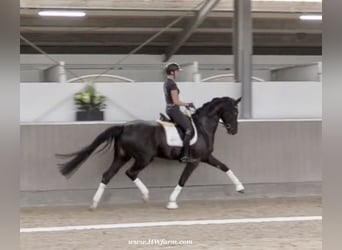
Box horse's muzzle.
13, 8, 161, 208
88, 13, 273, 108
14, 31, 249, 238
227, 128, 237, 135
230, 129, 237, 135
225, 123, 237, 135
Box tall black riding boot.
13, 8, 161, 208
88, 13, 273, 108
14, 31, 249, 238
180, 128, 194, 163
180, 144, 193, 163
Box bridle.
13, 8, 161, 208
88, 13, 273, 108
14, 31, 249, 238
219, 106, 238, 132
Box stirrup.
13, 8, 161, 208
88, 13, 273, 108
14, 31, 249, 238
180, 155, 196, 163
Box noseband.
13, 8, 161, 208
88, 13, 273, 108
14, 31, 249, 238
219, 119, 232, 131
225, 123, 232, 130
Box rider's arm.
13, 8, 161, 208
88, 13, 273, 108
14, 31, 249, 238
171, 90, 189, 106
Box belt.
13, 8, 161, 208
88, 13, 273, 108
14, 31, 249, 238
167, 104, 176, 107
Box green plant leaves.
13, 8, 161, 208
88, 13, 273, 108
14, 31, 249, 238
73, 84, 106, 111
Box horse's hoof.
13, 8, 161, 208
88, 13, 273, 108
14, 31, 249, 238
89, 203, 98, 211
236, 184, 245, 193
166, 201, 178, 209
142, 194, 149, 202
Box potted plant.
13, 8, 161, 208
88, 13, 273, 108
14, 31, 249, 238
74, 84, 106, 121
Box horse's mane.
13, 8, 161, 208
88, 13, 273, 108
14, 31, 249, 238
194, 96, 236, 117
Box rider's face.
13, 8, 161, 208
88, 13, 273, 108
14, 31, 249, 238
174, 70, 179, 78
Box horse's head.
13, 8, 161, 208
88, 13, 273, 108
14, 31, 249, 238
220, 97, 241, 135
194, 96, 242, 135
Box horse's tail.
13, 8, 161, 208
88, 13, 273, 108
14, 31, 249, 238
56, 125, 124, 178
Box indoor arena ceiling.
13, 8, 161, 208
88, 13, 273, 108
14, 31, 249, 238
20, 0, 322, 57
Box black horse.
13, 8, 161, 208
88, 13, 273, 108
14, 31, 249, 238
57, 96, 244, 210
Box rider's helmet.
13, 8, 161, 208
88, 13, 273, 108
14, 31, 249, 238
165, 62, 182, 75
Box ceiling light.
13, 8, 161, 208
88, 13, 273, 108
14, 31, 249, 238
299, 15, 322, 20
38, 10, 86, 17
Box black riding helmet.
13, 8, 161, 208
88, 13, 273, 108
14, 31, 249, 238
165, 62, 182, 75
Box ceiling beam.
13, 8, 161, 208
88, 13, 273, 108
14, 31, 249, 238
19, 34, 321, 47
20, 45, 321, 56
20, 26, 322, 35
163, 0, 220, 62
20, 0, 321, 13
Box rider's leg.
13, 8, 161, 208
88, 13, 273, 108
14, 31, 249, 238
180, 128, 192, 162
167, 107, 194, 162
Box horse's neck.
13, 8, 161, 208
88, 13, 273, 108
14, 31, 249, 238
195, 115, 220, 146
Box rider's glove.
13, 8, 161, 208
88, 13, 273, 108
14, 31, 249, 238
187, 102, 196, 110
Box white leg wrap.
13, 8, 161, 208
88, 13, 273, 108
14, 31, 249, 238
90, 183, 106, 210
93, 183, 106, 203
133, 178, 149, 201
169, 185, 182, 201
226, 170, 245, 192
167, 185, 183, 209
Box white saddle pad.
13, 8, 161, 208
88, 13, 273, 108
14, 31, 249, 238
156, 119, 198, 147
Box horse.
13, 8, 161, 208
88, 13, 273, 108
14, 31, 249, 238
57, 96, 244, 210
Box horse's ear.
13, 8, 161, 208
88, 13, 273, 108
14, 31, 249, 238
235, 97, 242, 105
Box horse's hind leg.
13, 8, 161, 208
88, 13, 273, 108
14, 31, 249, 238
167, 161, 199, 209
90, 152, 131, 210
203, 154, 244, 193
125, 157, 153, 202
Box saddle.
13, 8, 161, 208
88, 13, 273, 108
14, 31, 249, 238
156, 113, 198, 147
159, 113, 172, 123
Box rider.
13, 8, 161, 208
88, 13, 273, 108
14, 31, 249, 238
163, 62, 195, 163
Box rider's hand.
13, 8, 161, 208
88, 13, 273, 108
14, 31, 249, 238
187, 102, 196, 110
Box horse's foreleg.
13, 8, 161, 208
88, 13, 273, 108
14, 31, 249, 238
204, 155, 245, 193
90, 154, 130, 211
167, 161, 199, 209
133, 178, 149, 202
126, 158, 152, 202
